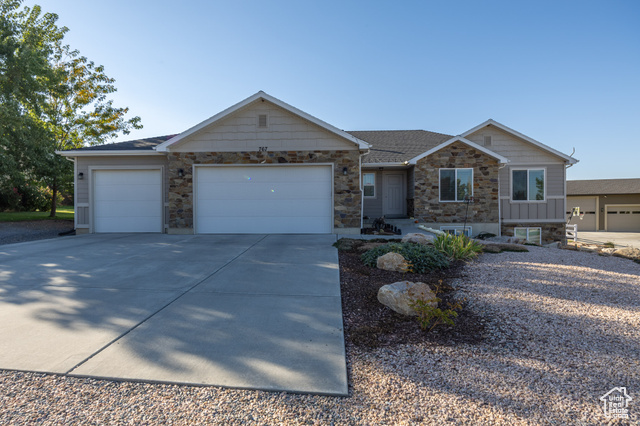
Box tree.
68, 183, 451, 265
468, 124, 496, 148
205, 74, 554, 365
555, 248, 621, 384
0, 1, 62, 200
0, 0, 142, 215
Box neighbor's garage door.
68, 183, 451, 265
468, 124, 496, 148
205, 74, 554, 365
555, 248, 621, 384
93, 169, 163, 233
606, 205, 640, 232
195, 166, 332, 234
567, 196, 597, 231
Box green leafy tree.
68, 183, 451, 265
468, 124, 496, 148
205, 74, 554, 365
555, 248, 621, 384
1, 0, 142, 216
0, 1, 62, 197
36, 41, 142, 216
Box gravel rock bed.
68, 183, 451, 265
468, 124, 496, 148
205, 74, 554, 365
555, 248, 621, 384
1, 246, 639, 424
0, 220, 74, 246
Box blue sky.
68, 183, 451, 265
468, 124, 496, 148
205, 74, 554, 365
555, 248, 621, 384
33, 0, 640, 180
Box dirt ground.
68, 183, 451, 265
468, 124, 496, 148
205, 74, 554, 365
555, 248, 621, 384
338, 240, 485, 349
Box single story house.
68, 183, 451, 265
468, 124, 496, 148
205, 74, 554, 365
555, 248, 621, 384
58, 91, 578, 243
567, 178, 640, 232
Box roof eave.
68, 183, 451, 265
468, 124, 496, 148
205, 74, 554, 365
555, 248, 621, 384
56, 150, 165, 157
407, 136, 509, 165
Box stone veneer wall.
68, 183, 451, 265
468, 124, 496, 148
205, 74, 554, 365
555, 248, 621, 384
167, 150, 361, 231
502, 222, 566, 243
413, 141, 500, 225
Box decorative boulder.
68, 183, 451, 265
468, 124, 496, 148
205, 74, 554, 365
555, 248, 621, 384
377, 281, 437, 316
402, 233, 435, 245
376, 252, 409, 272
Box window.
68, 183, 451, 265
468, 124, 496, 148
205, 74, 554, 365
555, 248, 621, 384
363, 173, 375, 197
440, 226, 472, 237
512, 169, 545, 201
514, 227, 541, 244
440, 168, 473, 202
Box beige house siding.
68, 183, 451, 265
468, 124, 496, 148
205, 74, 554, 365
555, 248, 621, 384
465, 125, 559, 163
74, 155, 169, 228
172, 101, 357, 153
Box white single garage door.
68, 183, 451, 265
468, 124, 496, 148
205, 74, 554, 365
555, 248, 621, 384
606, 205, 640, 232
93, 169, 163, 233
195, 165, 332, 234
567, 196, 597, 231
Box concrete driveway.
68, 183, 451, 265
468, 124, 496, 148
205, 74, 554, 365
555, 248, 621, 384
0, 234, 347, 395
577, 231, 640, 247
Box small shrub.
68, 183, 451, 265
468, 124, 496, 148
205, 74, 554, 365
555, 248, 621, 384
603, 241, 615, 248
409, 280, 461, 331
433, 233, 484, 260
361, 242, 449, 273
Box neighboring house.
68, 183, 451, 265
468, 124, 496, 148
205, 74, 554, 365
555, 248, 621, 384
57, 91, 577, 243
567, 178, 640, 232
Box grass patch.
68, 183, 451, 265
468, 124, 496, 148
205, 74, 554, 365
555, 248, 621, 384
0, 207, 74, 222
433, 233, 484, 260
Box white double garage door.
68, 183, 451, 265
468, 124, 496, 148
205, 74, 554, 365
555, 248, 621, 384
93, 166, 333, 234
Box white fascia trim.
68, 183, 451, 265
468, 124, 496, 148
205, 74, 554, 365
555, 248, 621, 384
154, 91, 371, 152
407, 136, 509, 165
460, 119, 578, 165
56, 150, 165, 157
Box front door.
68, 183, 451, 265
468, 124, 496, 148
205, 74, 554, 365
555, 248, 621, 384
383, 173, 405, 217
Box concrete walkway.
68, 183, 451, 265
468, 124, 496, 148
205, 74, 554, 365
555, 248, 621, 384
0, 234, 347, 395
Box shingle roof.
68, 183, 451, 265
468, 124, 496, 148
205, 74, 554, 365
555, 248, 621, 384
73, 135, 176, 151
67, 131, 454, 163
567, 179, 640, 195
347, 130, 453, 163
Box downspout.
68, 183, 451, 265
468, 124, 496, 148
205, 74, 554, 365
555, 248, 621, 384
65, 156, 77, 231
359, 149, 370, 230
498, 162, 508, 237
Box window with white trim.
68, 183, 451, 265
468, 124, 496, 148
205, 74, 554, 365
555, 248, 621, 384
440, 168, 473, 202
514, 227, 541, 244
440, 226, 472, 237
512, 168, 545, 201
363, 173, 375, 197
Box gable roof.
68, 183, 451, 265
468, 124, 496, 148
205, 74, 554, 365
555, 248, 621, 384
349, 130, 452, 164
461, 119, 578, 164
154, 91, 370, 152
408, 136, 509, 164
568, 178, 640, 195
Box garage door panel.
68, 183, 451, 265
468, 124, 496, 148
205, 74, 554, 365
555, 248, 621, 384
199, 198, 330, 218
94, 170, 162, 233
199, 182, 330, 201
197, 216, 329, 234
607, 205, 640, 232
196, 166, 332, 234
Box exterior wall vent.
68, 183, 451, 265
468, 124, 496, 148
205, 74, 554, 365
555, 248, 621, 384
258, 114, 268, 128
484, 135, 492, 146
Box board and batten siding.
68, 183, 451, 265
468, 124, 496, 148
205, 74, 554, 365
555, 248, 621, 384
75, 155, 169, 227
171, 102, 357, 153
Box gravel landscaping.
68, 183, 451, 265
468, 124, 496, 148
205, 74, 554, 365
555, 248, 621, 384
0, 220, 74, 246
1, 243, 639, 424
